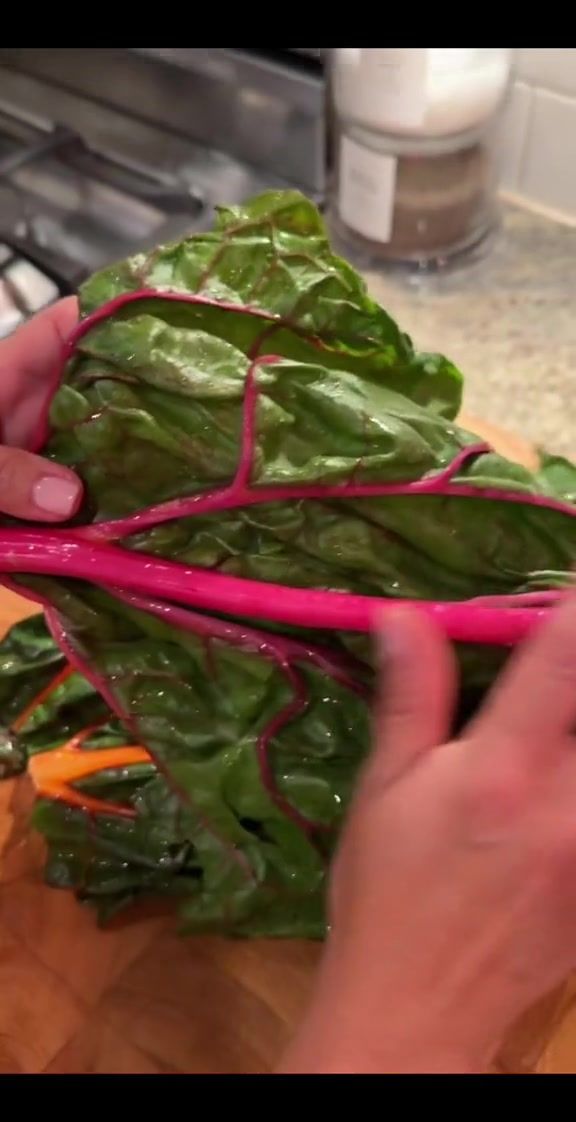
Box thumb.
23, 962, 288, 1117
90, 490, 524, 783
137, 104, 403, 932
0, 445, 82, 522
368, 607, 457, 789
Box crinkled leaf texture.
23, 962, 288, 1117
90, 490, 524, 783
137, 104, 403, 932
2, 190, 576, 937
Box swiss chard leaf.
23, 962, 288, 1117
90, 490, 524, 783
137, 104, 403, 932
77, 191, 463, 420
536, 450, 576, 504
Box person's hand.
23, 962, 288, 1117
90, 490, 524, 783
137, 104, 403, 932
279, 594, 576, 1073
0, 298, 82, 521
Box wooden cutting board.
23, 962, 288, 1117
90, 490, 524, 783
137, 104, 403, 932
0, 415, 574, 1075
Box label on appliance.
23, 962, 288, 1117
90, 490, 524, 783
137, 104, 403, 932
359, 48, 428, 128
338, 136, 397, 244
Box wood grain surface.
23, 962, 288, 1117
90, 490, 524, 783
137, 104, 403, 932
0, 416, 574, 1074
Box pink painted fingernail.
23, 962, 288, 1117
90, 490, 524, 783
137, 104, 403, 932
33, 475, 80, 517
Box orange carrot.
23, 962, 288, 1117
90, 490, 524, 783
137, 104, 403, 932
28, 725, 151, 819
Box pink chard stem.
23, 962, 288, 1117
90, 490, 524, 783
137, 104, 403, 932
0, 528, 554, 645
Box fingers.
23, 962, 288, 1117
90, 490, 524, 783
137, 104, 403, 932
368, 606, 457, 787
469, 589, 576, 768
0, 298, 82, 521
0, 445, 82, 521
0, 297, 78, 449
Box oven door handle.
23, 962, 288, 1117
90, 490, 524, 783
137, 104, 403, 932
0, 235, 85, 296
0, 126, 78, 181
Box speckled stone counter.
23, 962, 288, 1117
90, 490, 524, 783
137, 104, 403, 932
365, 206, 576, 458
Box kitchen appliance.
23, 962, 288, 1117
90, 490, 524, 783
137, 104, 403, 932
0, 48, 327, 337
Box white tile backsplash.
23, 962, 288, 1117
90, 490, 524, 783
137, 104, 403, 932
501, 49, 576, 222
516, 48, 576, 97
522, 89, 576, 218
499, 81, 533, 192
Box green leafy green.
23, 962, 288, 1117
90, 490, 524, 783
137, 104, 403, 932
536, 450, 576, 504
2, 190, 576, 937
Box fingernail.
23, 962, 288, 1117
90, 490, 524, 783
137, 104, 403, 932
33, 475, 80, 517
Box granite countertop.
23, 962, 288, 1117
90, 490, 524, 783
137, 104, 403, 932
365, 205, 576, 458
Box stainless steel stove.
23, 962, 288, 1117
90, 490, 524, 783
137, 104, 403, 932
0, 48, 327, 337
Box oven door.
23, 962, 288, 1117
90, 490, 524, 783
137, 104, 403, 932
0, 48, 328, 197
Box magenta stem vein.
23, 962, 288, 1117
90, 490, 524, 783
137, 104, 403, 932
0, 530, 555, 645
